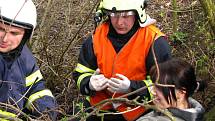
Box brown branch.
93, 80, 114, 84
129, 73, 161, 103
0, 102, 33, 121
77, 96, 176, 121
151, 33, 160, 83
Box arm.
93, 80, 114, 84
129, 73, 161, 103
129, 36, 171, 101
73, 36, 98, 96
146, 36, 172, 72
21, 46, 57, 120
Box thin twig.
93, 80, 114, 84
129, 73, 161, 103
34, 55, 59, 76
58, 0, 100, 64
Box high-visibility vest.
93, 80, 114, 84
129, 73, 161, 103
91, 22, 164, 121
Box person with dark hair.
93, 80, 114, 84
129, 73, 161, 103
136, 58, 205, 121
0, 0, 57, 120
73, 0, 171, 120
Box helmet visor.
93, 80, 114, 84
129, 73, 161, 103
106, 10, 135, 18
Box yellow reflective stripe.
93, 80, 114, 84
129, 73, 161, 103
144, 76, 154, 99
0, 110, 16, 117
74, 63, 95, 73
25, 70, 43, 87
25, 89, 54, 110
0, 119, 10, 121
0, 110, 16, 121
77, 73, 93, 89
86, 96, 90, 102
97, 0, 103, 10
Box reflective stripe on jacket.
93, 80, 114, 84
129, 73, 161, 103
0, 109, 16, 121
90, 23, 164, 121
0, 45, 56, 119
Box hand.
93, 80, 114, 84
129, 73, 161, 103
107, 74, 130, 93
89, 69, 108, 91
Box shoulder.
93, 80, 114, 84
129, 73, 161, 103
18, 45, 39, 74
147, 25, 162, 32
136, 111, 184, 121
83, 36, 93, 46
188, 97, 205, 113
136, 111, 170, 121
151, 36, 171, 55
81, 36, 94, 52
19, 45, 36, 65
19, 45, 35, 59
154, 36, 169, 47
143, 25, 165, 36
95, 22, 109, 31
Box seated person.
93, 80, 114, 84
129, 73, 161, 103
136, 58, 205, 121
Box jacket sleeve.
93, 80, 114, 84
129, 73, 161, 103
129, 36, 171, 101
21, 46, 57, 120
146, 36, 172, 72
73, 36, 98, 96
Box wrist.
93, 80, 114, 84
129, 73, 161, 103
89, 81, 95, 91
86, 81, 96, 96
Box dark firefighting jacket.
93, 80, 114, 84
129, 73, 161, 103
0, 45, 57, 120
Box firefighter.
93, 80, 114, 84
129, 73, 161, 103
73, 0, 171, 120
0, 0, 57, 120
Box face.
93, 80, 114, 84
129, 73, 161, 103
0, 22, 25, 53
110, 11, 136, 35
151, 86, 173, 109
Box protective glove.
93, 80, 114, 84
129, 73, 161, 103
89, 69, 108, 91
112, 102, 122, 109
107, 74, 130, 93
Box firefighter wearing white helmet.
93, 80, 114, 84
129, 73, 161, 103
73, 0, 171, 120
0, 0, 57, 120
0, 0, 36, 58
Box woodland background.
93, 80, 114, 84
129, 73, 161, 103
29, 0, 215, 120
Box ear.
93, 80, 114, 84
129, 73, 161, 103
175, 89, 186, 100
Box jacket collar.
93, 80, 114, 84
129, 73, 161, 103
168, 97, 205, 121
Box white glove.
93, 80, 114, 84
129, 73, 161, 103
112, 102, 122, 109
89, 69, 108, 91
107, 74, 130, 93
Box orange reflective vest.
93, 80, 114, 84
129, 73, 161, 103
90, 23, 164, 121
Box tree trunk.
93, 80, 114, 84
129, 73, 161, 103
199, 0, 215, 37
172, 0, 178, 33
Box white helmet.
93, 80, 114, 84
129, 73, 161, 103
98, 0, 148, 26
0, 0, 37, 36
0, 0, 37, 58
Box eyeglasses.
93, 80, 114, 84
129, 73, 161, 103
107, 11, 135, 18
